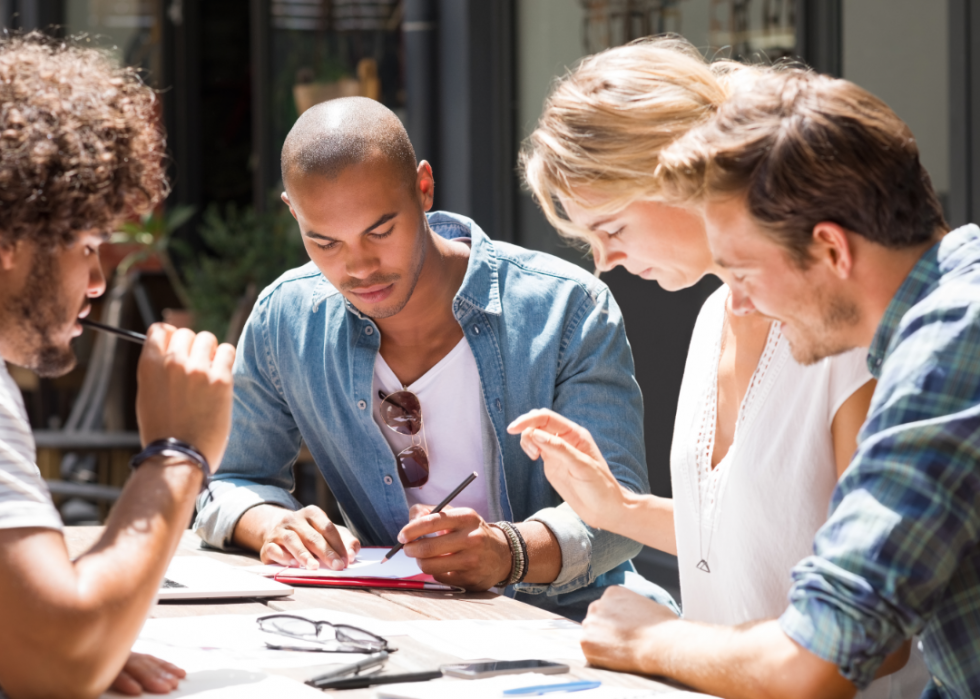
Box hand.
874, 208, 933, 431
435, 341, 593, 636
252, 505, 361, 571
507, 409, 630, 531
398, 504, 511, 590
581, 586, 678, 675
136, 324, 236, 471
110, 652, 186, 695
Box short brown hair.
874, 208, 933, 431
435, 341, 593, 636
0, 33, 169, 249
658, 68, 948, 265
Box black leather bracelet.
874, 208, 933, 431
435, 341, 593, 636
130, 438, 211, 493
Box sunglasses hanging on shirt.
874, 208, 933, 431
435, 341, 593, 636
378, 389, 429, 488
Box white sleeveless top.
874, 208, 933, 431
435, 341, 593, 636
670, 286, 929, 699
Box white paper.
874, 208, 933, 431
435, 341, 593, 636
245, 547, 422, 580
104, 669, 324, 698
375, 673, 655, 699
395, 619, 587, 662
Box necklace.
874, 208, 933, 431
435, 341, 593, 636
694, 301, 734, 574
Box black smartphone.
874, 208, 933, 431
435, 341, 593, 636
440, 659, 570, 679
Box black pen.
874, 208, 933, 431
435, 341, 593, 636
381, 471, 478, 563
309, 669, 443, 691
80, 317, 147, 345
304, 650, 389, 688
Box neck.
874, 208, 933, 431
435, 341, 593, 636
851, 230, 943, 346
374, 226, 469, 347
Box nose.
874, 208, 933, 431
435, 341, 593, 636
592, 240, 626, 273
729, 285, 757, 315
344, 243, 380, 280
88, 254, 106, 298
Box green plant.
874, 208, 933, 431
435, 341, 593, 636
172, 198, 309, 340
112, 205, 196, 308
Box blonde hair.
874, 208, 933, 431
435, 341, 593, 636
520, 36, 754, 252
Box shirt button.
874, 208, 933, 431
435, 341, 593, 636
383, 475, 393, 485
365, 326, 374, 335
357, 400, 367, 410
473, 325, 481, 334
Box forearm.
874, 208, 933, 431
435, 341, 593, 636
0, 457, 202, 699
514, 520, 561, 584
606, 492, 676, 555
623, 618, 855, 699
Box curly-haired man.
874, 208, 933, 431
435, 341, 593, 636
0, 35, 235, 699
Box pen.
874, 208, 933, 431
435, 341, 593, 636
304, 650, 388, 688
503, 680, 602, 695
80, 317, 147, 345
308, 669, 443, 691
381, 471, 478, 563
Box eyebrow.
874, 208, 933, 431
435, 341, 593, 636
303, 212, 398, 242
587, 216, 617, 232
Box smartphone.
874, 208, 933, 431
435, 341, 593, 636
440, 659, 570, 679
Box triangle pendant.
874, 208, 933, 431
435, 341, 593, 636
696, 559, 711, 573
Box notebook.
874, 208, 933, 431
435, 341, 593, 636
158, 556, 294, 601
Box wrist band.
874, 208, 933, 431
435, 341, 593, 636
492, 521, 529, 587
130, 438, 211, 494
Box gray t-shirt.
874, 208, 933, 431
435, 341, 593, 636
0, 362, 62, 531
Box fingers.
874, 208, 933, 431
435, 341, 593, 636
263, 508, 360, 571
398, 507, 473, 544
113, 653, 184, 696
509, 409, 602, 461
407, 503, 435, 520
188, 330, 219, 371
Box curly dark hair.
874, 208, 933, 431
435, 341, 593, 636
0, 32, 169, 248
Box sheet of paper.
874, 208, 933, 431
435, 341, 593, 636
245, 547, 422, 580
376, 672, 655, 699
114, 609, 410, 677
395, 619, 588, 662
103, 669, 323, 698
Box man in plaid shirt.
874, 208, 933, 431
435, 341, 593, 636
563, 69, 979, 697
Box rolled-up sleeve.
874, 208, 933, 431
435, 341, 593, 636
518, 287, 647, 594
194, 296, 304, 548
781, 304, 980, 689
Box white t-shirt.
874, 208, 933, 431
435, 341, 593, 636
372, 338, 490, 520
671, 286, 928, 699
0, 362, 62, 531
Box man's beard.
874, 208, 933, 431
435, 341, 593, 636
786, 290, 861, 366
341, 217, 428, 320
8, 248, 79, 377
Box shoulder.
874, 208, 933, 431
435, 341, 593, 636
253, 261, 343, 317
491, 240, 610, 305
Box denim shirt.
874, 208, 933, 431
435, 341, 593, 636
194, 211, 649, 604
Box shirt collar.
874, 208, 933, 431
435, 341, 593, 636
309, 211, 503, 319
866, 224, 980, 376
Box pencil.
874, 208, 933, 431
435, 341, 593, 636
80, 317, 147, 345
381, 470, 478, 563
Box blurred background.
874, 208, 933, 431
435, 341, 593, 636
3, 0, 971, 600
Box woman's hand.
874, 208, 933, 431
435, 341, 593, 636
507, 409, 631, 532
110, 653, 186, 695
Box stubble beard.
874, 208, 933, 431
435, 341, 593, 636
786, 290, 861, 366
5, 248, 78, 378
345, 216, 429, 321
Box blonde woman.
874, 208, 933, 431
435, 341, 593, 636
508, 38, 928, 698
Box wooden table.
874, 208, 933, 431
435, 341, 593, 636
65, 527, 699, 697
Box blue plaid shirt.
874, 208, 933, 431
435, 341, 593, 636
780, 224, 980, 699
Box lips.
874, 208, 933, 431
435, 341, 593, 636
349, 283, 394, 304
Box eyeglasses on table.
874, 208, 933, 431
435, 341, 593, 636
257, 613, 396, 654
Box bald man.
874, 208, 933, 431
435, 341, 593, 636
194, 97, 671, 618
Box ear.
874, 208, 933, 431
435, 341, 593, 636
811, 222, 853, 279
281, 191, 299, 221
416, 161, 435, 212
0, 238, 23, 272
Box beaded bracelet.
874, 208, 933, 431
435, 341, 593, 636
130, 438, 211, 495
491, 521, 529, 587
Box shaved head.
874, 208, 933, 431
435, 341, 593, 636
281, 97, 417, 192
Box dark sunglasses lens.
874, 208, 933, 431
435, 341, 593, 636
380, 391, 422, 436
397, 446, 429, 488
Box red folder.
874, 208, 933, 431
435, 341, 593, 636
272, 571, 465, 593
